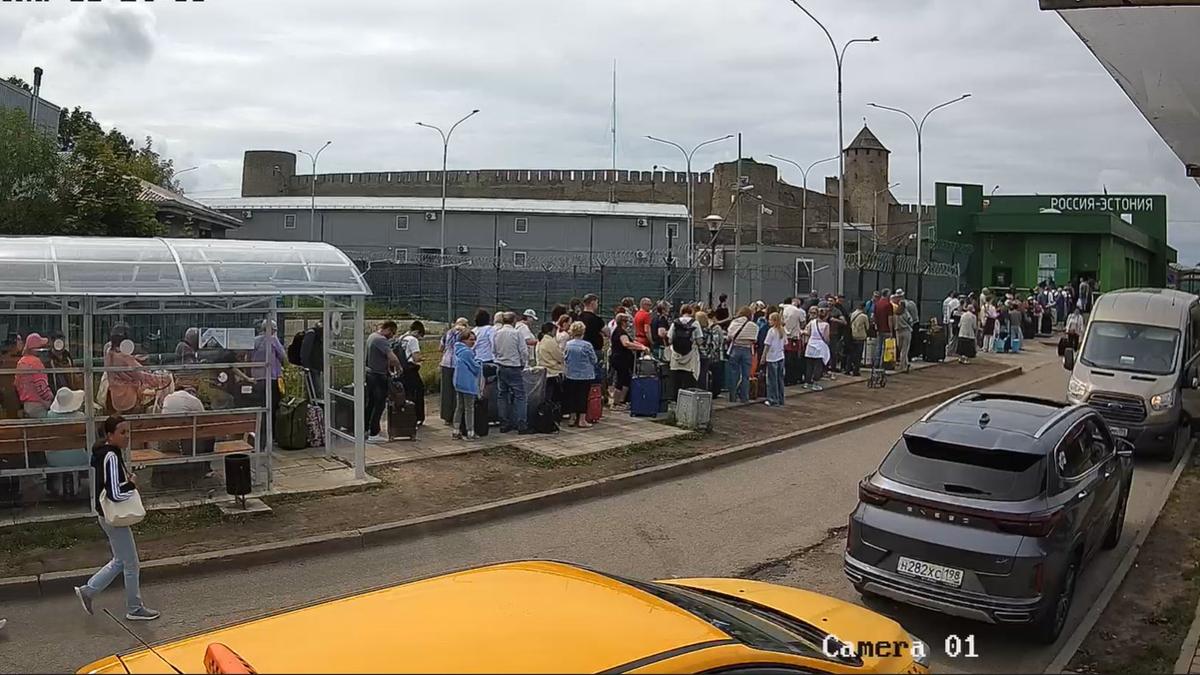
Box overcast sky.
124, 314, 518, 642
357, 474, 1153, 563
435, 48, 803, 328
3, 0, 1199, 260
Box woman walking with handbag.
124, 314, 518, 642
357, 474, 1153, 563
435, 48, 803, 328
74, 415, 159, 621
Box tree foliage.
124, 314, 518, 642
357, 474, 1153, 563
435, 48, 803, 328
0, 109, 161, 237
0, 77, 182, 237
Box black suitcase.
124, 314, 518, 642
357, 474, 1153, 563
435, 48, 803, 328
784, 350, 803, 386
658, 362, 677, 413
388, 400, 418, 441
924, 331, 947, 363
708, 359, 725, 397
458, 395, 490, 438
909, 328, 927, 360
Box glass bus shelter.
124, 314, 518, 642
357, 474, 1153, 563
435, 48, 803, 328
0, 236, 371, 515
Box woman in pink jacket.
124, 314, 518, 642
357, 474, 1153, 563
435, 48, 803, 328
15, 333, 53, 418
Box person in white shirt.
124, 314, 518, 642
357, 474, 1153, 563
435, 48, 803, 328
781, 297, 805, 341
492, 313, 530, 434
957, 305, 979, 363
161, 388, 204, 415
518, 310, 540, 364
763, 313, 787, 407
943, 290, 959, 325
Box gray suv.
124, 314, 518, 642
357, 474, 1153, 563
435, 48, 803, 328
844, 391, 1134, 643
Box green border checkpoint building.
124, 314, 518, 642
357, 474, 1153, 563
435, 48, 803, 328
933, 182, 1175, 293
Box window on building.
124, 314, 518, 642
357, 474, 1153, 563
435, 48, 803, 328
395, 248, 409, 264
946, 185, 963, 207
514, 217, 529, 234
418, 247, 443, 265
284, 214, 297, 230
666, 222, 679, 240
513, 251, 527, 268
795, 258, 814, 296
395, 215, 409, 231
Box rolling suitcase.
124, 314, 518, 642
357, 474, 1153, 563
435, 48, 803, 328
658, 362, 677, 413
388, 399, 418, 441
459, 394, 490, 438
924, 330, 946, 363
586, 384, 603, 423
275, 397, 310, 450
630, 374, 661, 417
707, 359, 725, 398
784, 346, 803, 387
524, 367, 548, 420
532, 400, 560, 434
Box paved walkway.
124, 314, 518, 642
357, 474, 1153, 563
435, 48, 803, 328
3, 344, 1038, 527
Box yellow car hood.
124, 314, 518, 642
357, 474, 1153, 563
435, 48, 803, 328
662, 577, 922, 671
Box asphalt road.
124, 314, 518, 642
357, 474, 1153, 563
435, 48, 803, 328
0, 352, 1179, 673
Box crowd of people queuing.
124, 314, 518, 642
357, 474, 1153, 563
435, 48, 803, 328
940, 276, 1095, 364
396, 275, 1099, 443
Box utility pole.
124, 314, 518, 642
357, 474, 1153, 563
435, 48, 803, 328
735, 133, 743, 308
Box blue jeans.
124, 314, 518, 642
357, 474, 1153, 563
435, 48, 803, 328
727, 346, 753, 403
497, 365, 527, 432
84, 517, 143, 612
766, 360, 785, 405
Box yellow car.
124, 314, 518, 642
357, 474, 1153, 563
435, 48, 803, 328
79, 560, 929, 674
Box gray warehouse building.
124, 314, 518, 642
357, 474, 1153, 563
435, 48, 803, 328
199, 196, 688, 270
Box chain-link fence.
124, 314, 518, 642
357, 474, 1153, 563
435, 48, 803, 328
360, 259, 698, 322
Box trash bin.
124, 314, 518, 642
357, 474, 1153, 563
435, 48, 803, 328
224, 453, 252, 508
676, 388, 713, 430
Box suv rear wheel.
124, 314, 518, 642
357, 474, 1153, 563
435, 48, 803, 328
1031, 561, 1077, 644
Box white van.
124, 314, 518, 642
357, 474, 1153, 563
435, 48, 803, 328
1064, 288, 1200, 459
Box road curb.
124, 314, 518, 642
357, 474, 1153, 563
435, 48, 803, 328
1045, 439, 1195, 674
0, 364, 1022, 601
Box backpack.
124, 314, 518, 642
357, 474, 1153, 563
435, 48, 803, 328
287, 331, 305, 366
671, 319, 695, 356
390, 336, 415, 372
532, 400, 560, 434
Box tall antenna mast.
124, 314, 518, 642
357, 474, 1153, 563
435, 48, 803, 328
610, 59, 618, 203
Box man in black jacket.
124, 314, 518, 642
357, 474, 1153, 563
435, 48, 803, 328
300, 325, 324, 397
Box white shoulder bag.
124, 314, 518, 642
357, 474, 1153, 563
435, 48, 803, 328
100, 487, 146, 527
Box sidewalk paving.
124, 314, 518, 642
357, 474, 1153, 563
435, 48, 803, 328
2, 344, 1042, 530
0, 348, 1028, 580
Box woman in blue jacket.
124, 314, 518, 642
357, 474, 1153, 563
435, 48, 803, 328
563, 322, 599, 428
451, 331, 482, 440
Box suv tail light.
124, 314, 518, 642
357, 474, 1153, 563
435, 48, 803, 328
994, 508, 1064, 537
858, 479, 889, 506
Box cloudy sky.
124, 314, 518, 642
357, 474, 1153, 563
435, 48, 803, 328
3, 0, 1199, 259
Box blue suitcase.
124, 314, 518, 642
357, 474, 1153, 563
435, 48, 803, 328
630, 376, 661, 418
1010, 335, 1022, 353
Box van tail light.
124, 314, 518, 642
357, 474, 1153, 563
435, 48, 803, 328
858, 479, 889, 506
994, 508, 1064, 538
1032, 562, 1045, 593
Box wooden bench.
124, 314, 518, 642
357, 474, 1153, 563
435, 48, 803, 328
0, 422, 88, 457
0, 413, 259, 467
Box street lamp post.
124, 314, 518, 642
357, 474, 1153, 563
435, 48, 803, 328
297, 141, 332, 242
704, 215, 725, 309
645, 134, 735, 263
417, 109, 481, 325
767, 153, 837, 247
784, 0, 877, 296
868, 94, 971, 267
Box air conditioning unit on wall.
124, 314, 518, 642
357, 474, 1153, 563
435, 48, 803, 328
635, 218, 649, 228
695, 247, 725, 270
424, 211, 439, 222
457, 245, 470, 254
241, 211, 253, 219
635, 250, 649, 261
